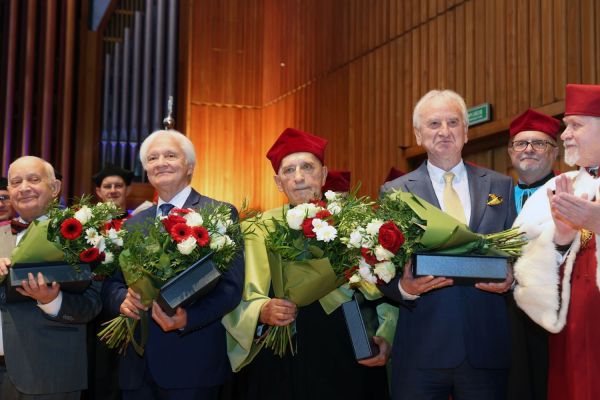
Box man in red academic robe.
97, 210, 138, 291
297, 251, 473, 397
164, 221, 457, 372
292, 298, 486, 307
513, 83, 600, 400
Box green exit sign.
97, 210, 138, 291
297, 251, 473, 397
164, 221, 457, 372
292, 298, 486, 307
468, 103, 491, 126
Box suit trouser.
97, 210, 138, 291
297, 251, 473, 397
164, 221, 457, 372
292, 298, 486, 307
0, 360, 80, 400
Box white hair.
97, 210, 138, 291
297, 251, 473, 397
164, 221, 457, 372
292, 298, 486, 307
413, 89, 469, 132
8, 155, 56, 181
139, 129, 196, 170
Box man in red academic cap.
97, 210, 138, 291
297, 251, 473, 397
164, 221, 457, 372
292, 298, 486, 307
513, 84, 600, 400
223, 128, 397, 400
506, 109, 561, 400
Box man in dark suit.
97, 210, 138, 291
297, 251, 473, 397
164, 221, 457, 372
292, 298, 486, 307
101, 130, 244, 400
0, 156, 103, 399
379, 90, 516, 400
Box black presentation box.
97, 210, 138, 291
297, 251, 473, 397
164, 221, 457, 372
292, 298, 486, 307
342, 292, 380, 361
412, 252, 508, 284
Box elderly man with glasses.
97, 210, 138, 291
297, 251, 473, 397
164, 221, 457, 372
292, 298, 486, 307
506, 109, 561, 400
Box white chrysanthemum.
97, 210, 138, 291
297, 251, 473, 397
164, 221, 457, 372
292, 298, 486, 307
315, 224, 337, 242
177, 236, 197, 255
374, 244, 395, 261
210, 234, 233, 251
74, 206, 93, 224
107, 228, 123, 247
102, 251, 114, 265
311, 218, 327, 230
348, 229, 363, 248
85, 228, 100, 246
286, 208, 306, 230
373, 261, 396, 283
327, 202, 342, 215
366, 219, 384, 235
358, 258, 377, 284
184, 211, 204, 227
324, 190, 337, 201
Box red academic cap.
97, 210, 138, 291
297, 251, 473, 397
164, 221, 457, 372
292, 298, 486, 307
384, 167, 405, 183
509, 109, 560, 140
322, 170, 351, 193
266, 128, 328, 173
565, 84, 600, 118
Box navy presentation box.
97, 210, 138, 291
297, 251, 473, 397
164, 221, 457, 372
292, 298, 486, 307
342, 292, 380, 361
412, 252, 508, 284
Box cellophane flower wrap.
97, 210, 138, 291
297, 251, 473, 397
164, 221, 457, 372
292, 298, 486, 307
45, 197, 126, 277
98, 204, 244, 355
258, 190, 375, 357
344, 190, 527, 285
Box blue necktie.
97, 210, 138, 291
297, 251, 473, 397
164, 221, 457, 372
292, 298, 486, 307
159, 203, 175, 216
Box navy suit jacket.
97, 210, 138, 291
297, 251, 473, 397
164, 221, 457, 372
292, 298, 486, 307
101, 189, 245, 389
379, 161, 516, 369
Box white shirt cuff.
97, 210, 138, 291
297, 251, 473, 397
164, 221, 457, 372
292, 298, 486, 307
37, 291, 63, 317
398, 280, 420, 300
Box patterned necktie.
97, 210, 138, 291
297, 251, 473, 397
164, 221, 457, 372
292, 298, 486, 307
443, 172, 467, 224
10, 219, 30, 235
159, 203, 175, 216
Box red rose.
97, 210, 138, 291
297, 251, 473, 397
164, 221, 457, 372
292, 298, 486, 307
361, 247, 378, 266
193, 226, 210, 246
161, 215, 187, 233
301, 218, 316, 238
378, 221, 405, 253
170, 223, 193, 243
60, 218, 83, 240
315, 210, 332, 221
80, 247, 100, 263
309, 199, 327, 208
344, 266, 359, 281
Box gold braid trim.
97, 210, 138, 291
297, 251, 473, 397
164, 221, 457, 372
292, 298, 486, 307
580, 229, 593, 249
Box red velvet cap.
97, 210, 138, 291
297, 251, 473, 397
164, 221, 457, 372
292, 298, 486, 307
266, 128, 328, 173
384, 167, 405, 183
509, 109, 560, 140
322, 170, 351, 193
565, 84, 600, 117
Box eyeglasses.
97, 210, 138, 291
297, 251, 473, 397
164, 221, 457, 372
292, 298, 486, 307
510, 140, 557, 152
0, 195, 10, 201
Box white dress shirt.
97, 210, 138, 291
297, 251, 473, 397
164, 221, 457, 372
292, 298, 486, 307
156, 186, 192, 217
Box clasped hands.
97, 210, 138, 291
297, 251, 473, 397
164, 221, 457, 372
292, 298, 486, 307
119, 288, 187, 332
0, 258, 60, 304
399, 259, 513, 295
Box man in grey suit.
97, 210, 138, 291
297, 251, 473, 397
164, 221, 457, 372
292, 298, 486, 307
379, 90, 516, 400
0, 156, 103, 400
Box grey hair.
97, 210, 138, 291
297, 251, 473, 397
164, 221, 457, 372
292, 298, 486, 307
8, 156, 56, 181
413, 89, 469, 132
139, 129, 196, 170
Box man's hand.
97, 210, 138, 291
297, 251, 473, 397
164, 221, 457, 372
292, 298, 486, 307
119, 288, 147, 320
259, 298, 297, 326
358, 336, 391, 367
475, 264, 513, 294
152, 301, 187, 332
0, 258, 11, 277
16, 272, 60, 304
399, 259, 453, 296
549, 174, 600, 237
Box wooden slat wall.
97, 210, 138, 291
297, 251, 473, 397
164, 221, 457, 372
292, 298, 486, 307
184, 0, 600, 210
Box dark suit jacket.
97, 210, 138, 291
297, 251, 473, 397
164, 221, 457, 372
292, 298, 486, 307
101, 189, 245, 390
0, 224, 102, 395
379, 161, 516, 369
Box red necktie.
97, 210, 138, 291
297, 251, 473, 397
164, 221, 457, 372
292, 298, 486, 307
10, 219, 30, 235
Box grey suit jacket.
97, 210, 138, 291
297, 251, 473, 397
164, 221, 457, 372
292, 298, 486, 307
0, 226, 102, 395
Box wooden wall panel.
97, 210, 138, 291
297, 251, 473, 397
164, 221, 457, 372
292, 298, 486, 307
184, 0, 600, 210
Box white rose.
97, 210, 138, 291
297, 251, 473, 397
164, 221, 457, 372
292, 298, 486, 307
95, 236, 106, 253
358, 259, 377, 284
374, 244, 395, 261
102, 251, 114, 265
296, 203, 319, 218
74, 206, 93, 224
177, 236, 197, 255
366, 219, 384, 235
107, 228, 123, 247
315, 224, 337, 242
348, 229, 363, 248
184, 212, 203, 227
373, 261, 396, 283
210, 234, 233, 251
324, 190, 337, 201
286, 208, 305, 230
327, 202, 342, 215
85, 228, 100, 246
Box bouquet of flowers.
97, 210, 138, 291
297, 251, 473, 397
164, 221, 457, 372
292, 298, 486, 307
98, 204, 244, 354
45, 198, 126, 278
345, 190, 527, 285
258, 190, 375, 356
